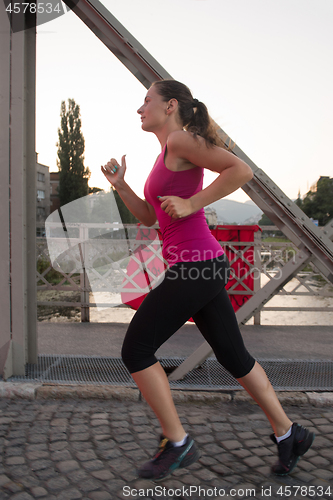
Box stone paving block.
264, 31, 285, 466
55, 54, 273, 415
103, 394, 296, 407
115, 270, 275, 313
69, 432, 91, 442
88, 492, 113, 500
0, 473, 12, 486
82, 459, 105, 471
292, 470, 316, 483
311, 478, 332, 488
56, 459, 80, 473
26, 450, 50, 460
222, 440, 242, 450
94, 434, 113, 442
92, 426, 111, 435
66, 469, 90, 483
5, 446, 25, 457
251, 446, 274, 457
5, 455, 25, 465
75, 450, 98, 461
51, 449, 73, 461
49, 441, 68, 451
46, 475, 71, 492
7, 493, 35, 500
56, 488, 83, 499
114, 433, 133, 444
30, 486, 48, 497
211, 422, 233, 432
79, 478, 103, 492
308, 455, 330, 467
70, 424, 90, 433
243, 438, 264, 448
2, 480, 24, 493
34, 467, 58, 480
90, 469, 115, 481
231, 448, 251, 459
316, 424, 333, 433
90, 419, 109, 427
195, 433, 215, 444
243, 455, 266, 468
311, 468, 333, 480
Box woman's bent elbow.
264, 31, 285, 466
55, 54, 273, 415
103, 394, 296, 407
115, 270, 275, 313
242, 165, 253, 184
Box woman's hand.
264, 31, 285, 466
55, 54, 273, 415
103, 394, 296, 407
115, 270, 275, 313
158, 195, 193, 219
101, 154, 126, 187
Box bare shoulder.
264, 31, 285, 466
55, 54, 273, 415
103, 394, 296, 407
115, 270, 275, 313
167, 130, 205, 155
167, 130, 251, 175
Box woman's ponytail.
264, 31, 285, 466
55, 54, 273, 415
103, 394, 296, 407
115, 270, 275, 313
152, 80, 229, 149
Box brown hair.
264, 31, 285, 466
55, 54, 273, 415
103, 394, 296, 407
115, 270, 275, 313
152, 79, 228, 149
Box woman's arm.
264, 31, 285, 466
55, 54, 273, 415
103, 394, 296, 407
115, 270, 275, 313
158, 131, 253, 219
101, 155, 157, 227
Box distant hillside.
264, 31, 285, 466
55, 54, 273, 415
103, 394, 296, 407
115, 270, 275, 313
210, 199, 263, 224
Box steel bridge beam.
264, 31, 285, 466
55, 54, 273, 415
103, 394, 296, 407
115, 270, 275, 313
0, 9, 37, 378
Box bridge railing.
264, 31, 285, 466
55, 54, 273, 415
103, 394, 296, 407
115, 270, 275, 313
37, 223, 333, 324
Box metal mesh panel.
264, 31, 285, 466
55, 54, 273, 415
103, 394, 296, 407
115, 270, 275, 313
7, 355, 333, 391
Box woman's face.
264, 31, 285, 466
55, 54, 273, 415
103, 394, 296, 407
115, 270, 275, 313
137, 86, 169, 132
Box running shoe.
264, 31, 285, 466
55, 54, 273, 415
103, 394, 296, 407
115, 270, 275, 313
270, 422, 315, 475
138, 434, 201, 480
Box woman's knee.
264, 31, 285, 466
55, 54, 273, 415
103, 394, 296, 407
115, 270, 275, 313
217, 351, 255, 379
121, 342, 157, 374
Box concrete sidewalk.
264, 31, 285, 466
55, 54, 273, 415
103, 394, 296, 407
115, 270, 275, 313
37, 323, 333, 360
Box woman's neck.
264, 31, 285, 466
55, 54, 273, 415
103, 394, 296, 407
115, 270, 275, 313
154, 123, 183, 150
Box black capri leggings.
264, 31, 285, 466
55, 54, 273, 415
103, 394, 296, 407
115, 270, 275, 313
121, 254, 255, 379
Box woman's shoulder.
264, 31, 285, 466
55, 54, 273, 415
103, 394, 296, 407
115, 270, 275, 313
167, 130, 205, 156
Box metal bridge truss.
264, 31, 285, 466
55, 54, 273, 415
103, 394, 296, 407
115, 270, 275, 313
64, 0, 333, 380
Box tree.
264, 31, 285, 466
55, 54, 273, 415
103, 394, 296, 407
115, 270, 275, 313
57, 99, 90, 207
298, 177, 333, 226
113, 189, 139, 224
258, 213, 273, 225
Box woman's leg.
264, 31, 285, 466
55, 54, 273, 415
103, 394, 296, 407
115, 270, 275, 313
132, 362, 186, 442
192, 288, 292, 437
237, 361, 292, 437
122, 258, 230, 442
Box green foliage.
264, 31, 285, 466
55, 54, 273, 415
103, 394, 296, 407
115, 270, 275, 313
57, 99, 90, 207
89, 187, 103, 194
37, 257, 69, 285
298, 177, 333, 226
259, 213, 273, 225
113, 189, 139, 224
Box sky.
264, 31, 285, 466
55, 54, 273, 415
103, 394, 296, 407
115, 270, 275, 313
36, 0, 333, 204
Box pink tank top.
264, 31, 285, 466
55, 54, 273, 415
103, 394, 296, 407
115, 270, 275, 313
144, 144, 224, 265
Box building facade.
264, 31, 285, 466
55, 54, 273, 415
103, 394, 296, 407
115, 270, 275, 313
36, 154, 50, 236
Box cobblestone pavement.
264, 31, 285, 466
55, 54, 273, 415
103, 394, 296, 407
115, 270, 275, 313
0, 398, 332, 500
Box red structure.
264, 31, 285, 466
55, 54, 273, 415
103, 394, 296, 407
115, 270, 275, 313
121, 225, 261, 315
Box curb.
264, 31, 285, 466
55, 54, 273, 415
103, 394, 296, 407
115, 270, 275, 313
1, 382, 333, 406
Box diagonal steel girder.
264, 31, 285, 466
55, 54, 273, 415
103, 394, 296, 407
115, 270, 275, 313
64, 0, 333, 380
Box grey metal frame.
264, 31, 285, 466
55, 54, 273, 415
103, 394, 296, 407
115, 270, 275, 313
0, 11, 37, 378
1, 0, 332, 378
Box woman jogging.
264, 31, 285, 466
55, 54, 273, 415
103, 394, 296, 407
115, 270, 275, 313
101, 79, 314, 481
